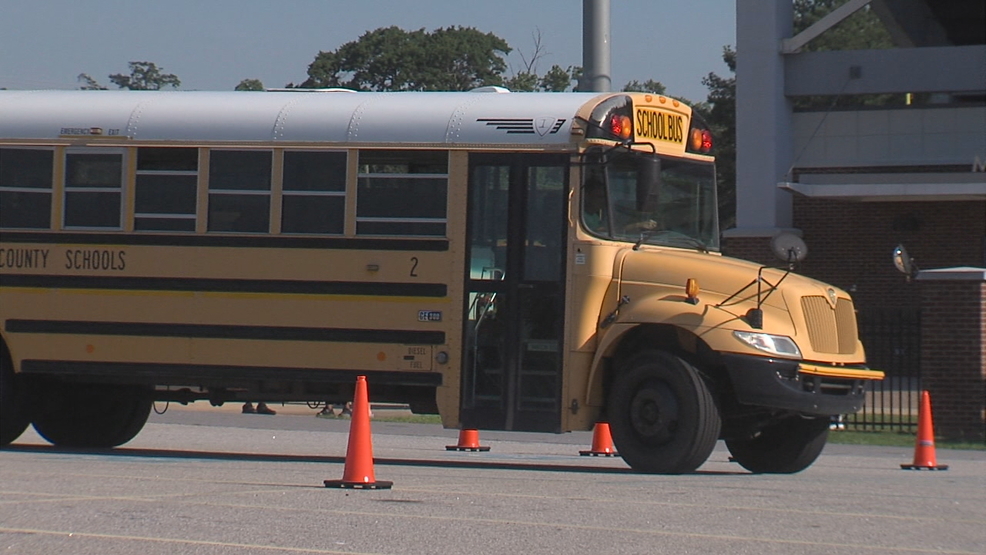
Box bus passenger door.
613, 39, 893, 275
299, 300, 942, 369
462, 153, 568, 432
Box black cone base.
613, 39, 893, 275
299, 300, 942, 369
324, 479, 393, 489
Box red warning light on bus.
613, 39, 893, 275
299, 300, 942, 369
610, 114, 632, 141
690, 128, 713, 153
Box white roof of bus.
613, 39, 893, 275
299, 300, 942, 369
0, 89, 608, 146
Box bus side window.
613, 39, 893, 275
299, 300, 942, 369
356, 150, 448, 237
0, 148, 53, 229
207, 150, 272, 233
134, 147, 197, 232
524, 167, 565, 281
281, 151, 346, 235
64, 150, 124, 229
582, 172, 608, 234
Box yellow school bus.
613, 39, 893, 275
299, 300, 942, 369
0, 89, 883, 473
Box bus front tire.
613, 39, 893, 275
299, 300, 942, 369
0, 355, 31, 447
32, 384, 152, 448
725, 416, 830, 474
607, 351, 721, 474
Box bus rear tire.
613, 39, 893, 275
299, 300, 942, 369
725, 416, 829, 474
0, 353, 31, 447
32, 383, 152, 448
607, 350, 721, 474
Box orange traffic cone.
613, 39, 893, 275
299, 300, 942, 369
446, 429, 490, 451
580, 422, 619, 457
324, 376, 393, 489
901, 390, 948, 471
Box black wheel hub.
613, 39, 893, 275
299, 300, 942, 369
629, 381, 678, 443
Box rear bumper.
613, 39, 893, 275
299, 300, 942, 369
721, 353, 883, 416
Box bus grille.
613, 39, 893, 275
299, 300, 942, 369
801, 296, 859, 355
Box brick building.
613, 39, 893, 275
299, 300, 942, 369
724, 0, 985, 439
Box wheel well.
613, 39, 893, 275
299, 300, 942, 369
0, 338, 22, 395
601, 324, 731, 412
0, 336, 12, 374
1, 331, 36, 421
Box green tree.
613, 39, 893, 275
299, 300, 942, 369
503, 30, 580, 92
503, 72, 538, 92
108, 61, 181, 90
235, 79, 265, 91
296, 26, 510, 91
504, 66, 579, 92
79, 62, 180, 90
540, 65, 579, 92
294, 26, 583, 93
422, 26, 510, 90
700, 47, 737, 231
292, 50, 343, 89
794, 0, 894, 52
77, 73, 108, 90
622, 79, 666, 95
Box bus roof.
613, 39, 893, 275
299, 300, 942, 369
0, 89, 610, 146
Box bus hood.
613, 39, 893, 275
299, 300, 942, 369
617, 247, 841, 309
612, 247, 863, 361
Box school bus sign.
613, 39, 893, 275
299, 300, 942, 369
634, 106, 685, 147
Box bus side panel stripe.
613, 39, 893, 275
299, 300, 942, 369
5, 319, 445, 345
19, 360, 444, 386
0, 231, 449, 251
0, 275, 447, 297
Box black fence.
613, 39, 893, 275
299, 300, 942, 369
847, 308, 922, 432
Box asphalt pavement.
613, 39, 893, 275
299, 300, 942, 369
2, 403, 984, 554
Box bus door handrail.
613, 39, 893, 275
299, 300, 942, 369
467, 269, 504, 402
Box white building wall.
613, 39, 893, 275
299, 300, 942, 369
731, 0, 795, 237
791, 106, 986, 168
731, 0, 985, 239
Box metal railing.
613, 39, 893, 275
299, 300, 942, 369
848, 308, 922, 431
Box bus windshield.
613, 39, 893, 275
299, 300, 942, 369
581, 148, 719, 251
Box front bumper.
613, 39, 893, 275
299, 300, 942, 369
721, 353, 884, 416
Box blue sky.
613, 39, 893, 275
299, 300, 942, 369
1, 0, 735, 103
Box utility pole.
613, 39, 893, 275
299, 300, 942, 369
581, 0, 611, 92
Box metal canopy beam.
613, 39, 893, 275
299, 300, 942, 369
781, 0, 872, 54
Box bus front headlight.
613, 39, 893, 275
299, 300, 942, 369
732, 331, 802, 358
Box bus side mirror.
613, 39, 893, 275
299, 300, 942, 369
770, 232, 808, 266
893, 244, 918, 281
636, 156, 661, 212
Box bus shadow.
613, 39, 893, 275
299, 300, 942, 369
3, 444, 747, 476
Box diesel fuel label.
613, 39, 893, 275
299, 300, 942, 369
0, 247, 126, 271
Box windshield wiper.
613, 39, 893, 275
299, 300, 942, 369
633, 230, 709, 253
